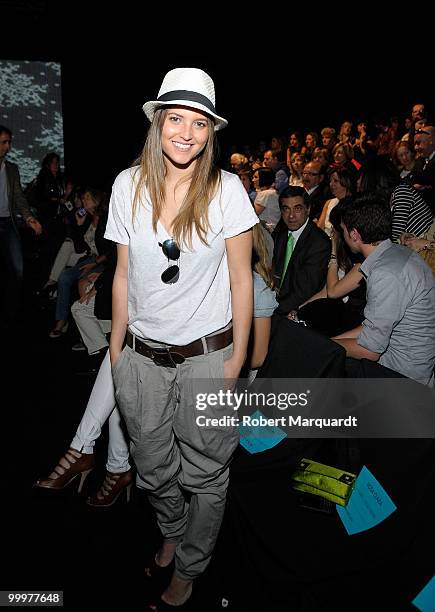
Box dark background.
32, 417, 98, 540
2, 1, 433, 191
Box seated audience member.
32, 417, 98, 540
35, 352, 133, 507
412, 117, 430, 140
38, 187, 89, 296
270, 135, 286, 154
401, 219, 435, 275
301, 131, 318, 162
288, 152, 305, 187
390, 182, 433, 242
273, 186, 331, 316
71, 248, 116, 371
37, 179, 83, 297
287, 131, 302, 156
248, 222, 278, 385
373, 115, 397, 157
331, 142, 361, 172
252, 167, 281, 233
393, 140, 416, 179
317, 166, 357, 236
301, 160, 327, 221
358, 156, 433, 242
269, 149, 290, 194
352, 120, 376, 163
338, 120, 354, 145
249, 150, 263, 171
405, 105, 428, 148
293, 203, 366, 337
333, 195, 435, 385
237, 167, 256, 203
239, 173, 278, 385
230, 153, 248, 173
400, 116, 413, 142
49, 188, 113, 338
312, 147, 331, 168
411, 125, 435, 214
320, 126, 337, 152
262, 149, 273, 168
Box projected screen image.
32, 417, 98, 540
0, 60, 64, 187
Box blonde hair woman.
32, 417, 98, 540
105, 68, 258, 610
338, 120, 354, 144
237, 173, 277, 384
249, 223, 278, 384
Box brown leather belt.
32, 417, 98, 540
126, 328, 233, 367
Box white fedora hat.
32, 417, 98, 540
142, 67, 228, 131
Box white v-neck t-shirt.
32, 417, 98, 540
105, 167, 258, 345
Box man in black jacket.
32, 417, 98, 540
273, 186, 331, 316
0, 125, 42, 324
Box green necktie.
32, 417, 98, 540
280, 232, 294, 288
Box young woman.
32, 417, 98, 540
301, 131, 318, 162
316, 166, 357, 236
249, 224, 277, 384
288, 151, 305, 187
338, 120, 354, 145
237, 170, 277, 384
291, 204, 366, 337
105, 68, 257, 610
352, 120, 375, 163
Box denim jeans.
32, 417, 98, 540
55, 255, 103, 321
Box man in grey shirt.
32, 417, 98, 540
333, 194, 435, 384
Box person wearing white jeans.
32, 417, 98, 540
35, 352, 133, 507
70, 352, 129, 471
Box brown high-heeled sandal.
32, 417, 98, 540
86, 469, 134, 508
34, 448, 95, 492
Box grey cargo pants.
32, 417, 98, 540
112, 341, 238, 579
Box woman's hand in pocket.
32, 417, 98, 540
223, 355, 243, 390
110, 350, 122, 370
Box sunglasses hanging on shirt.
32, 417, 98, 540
159, 239, 180, 284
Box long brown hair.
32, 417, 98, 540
253, 225, 275, 289
132, 108, 221, 249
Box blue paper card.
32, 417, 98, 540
412, 576, 435, 611
239, 409, 287, 454
336, 465, 397, 535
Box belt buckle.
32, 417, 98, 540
151, 347, 185, 367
